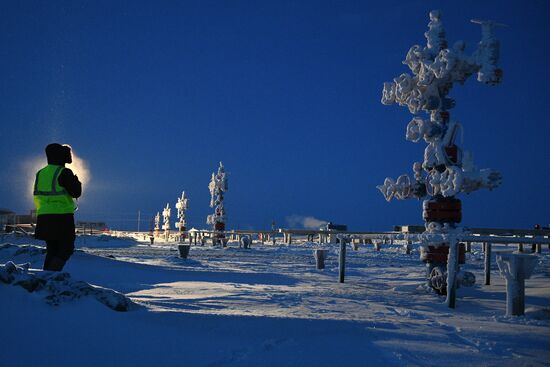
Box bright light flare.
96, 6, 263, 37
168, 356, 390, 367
23, 151, 91, 205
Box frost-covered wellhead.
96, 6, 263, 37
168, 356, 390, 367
207, 162, 228, 246
162, 203, 171, 240
175, 191, 189, 241
154, 211, 160, 237
377, 10, 504, 295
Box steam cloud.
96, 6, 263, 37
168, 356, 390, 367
286, 215, 328, 229
67, 152, 91, 190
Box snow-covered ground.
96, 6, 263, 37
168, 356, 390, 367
1, 233, 549, 366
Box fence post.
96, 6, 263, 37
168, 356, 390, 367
314, 249, 327, 269
405, 240, 412, 254
339, 240, 346, 283
484, 242, 491, 285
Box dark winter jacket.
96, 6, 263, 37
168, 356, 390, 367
34, 144, 82, 241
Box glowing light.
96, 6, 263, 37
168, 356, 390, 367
67, 151, 91, 191
24, 151, 91, 205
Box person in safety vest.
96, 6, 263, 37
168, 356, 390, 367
33, 143, 82, 271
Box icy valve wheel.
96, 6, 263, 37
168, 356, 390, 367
429, 266, 447, 295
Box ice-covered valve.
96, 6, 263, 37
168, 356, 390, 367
471, 19, 506, 85
496, 253, 538, 316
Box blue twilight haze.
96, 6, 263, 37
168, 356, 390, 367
0, 1, 548, 231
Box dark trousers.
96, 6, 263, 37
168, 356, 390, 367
43, 240, 75, 271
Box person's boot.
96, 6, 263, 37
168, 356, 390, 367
47, 257, 66, 272
43, 254, 54, 271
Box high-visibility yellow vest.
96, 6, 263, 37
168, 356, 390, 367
33, 165, 76, 215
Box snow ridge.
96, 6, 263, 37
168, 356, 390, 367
0, 255, 135, 312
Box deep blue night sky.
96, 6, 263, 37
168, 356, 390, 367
1, 1, 548, 231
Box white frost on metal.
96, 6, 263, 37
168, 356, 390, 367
496, 253, 538, 316
445, 234, 458, 307
206, 162, 228, 227
378, 10, 503, 202
162, 203, 171, 231
419, 222, 463, 246
154, 212, 160, 232
175, 191, 189, 231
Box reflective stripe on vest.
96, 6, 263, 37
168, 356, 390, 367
33, 165, 75, 215
33, 166, 66, 196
